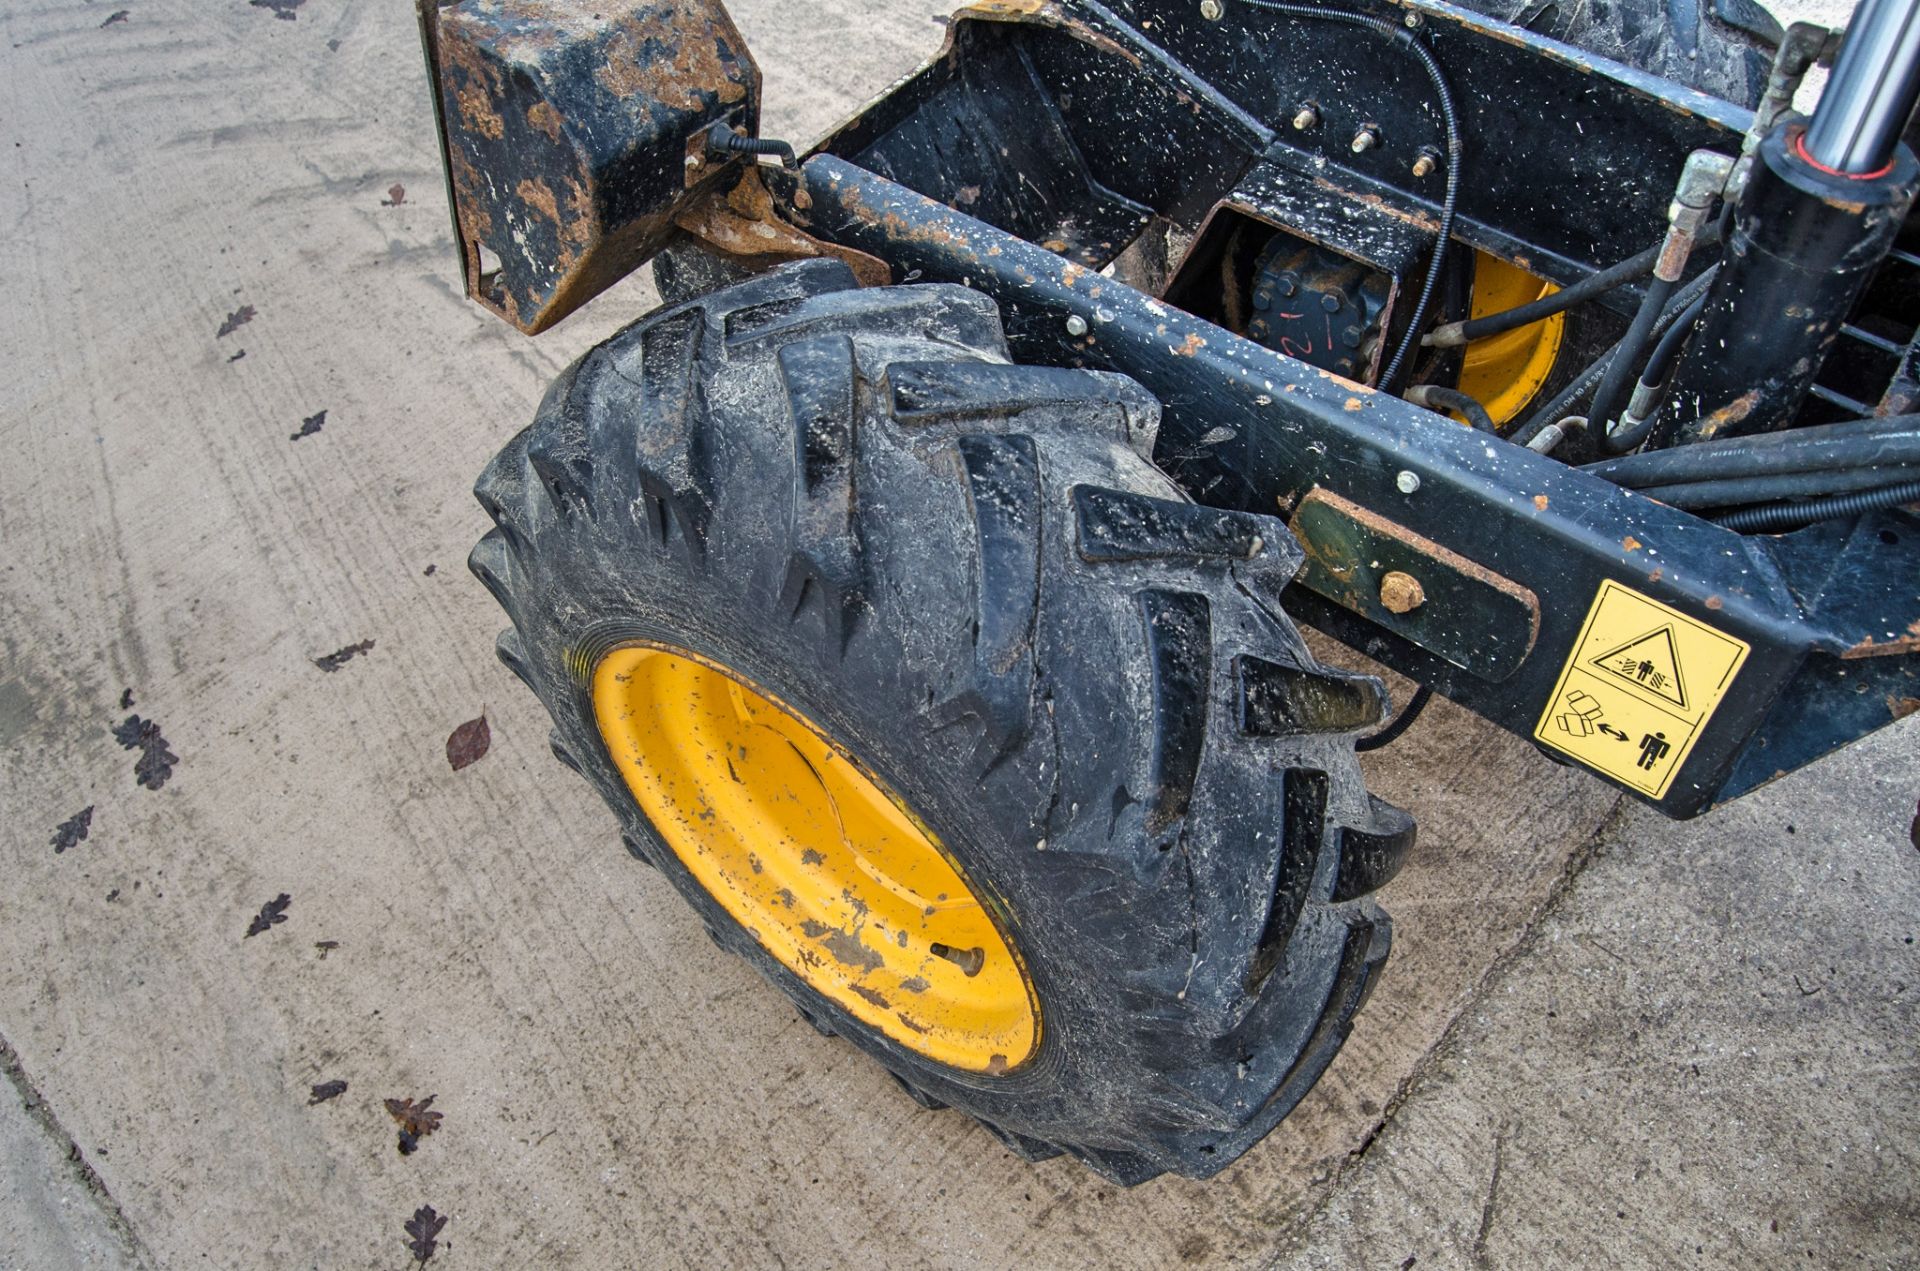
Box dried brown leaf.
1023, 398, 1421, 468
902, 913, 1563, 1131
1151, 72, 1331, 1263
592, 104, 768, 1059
52, 807, 94, 854
312, 639, 373, 672
446, 715, 490, 771
386, 1095, 443, 1155
245, 893, 291, 938
404, 1205, 447, 1263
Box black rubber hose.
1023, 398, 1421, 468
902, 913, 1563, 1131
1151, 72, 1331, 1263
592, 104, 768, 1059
1242, 0, 1460, 392
1426, 221, 1721, 348
1635, 464, 1920, 510
1712, 478, 1920, 532
706, 124, 798, 168
1356, 685, 1433, 752
1506, 269, 1721, 449
1588, 275, 1677, 454
1637, 292, 1709, 394
1411, 385, 1497, 432
1583, 415, 1920, 487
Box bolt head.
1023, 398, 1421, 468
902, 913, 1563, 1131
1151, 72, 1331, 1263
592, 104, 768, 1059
1404, 9, 1423, 27
1411, 153, 1436, 178
1395, 469, 1422, 494
1291, 107, 1319, 131
1064, 314, 1089, 337
1200, 0, 1224, 19
1351, 127, 1379, 154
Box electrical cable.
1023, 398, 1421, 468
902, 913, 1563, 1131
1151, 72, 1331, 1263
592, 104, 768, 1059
1241, 0, 1460, 392
1356, 685, 1432, 752
1711, 478, 1920, 532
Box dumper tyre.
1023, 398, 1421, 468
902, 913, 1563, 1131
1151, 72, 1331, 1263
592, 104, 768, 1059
1457, 0, 1782, 108
470, 259, 1415, 1184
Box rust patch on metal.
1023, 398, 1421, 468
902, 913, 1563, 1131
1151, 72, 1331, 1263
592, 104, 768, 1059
1705, 595, 1723, 610
1842, 632, 1920, 659
1533, 494, 1549, 511
527, 99, 563, 142
1622, 535, 1641, 552
1697, 390, 1760, 439
1889, 695, 1920, 720
592, 2, 752, 111
675, 168, 890, 287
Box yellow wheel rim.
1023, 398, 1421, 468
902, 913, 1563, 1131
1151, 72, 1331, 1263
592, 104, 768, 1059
1456, 252, 1565, 427
592, 643, 1040, 1074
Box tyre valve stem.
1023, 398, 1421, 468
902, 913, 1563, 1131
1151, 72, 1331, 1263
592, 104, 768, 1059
929, 943, 986, 976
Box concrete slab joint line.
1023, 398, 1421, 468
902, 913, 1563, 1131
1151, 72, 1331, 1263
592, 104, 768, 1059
1, 1032, 152, 1269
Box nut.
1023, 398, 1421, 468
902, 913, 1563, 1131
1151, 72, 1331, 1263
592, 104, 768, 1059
1199, 0, 1224, 18
1395, 469, 1422, 494
1379, 571, 1426, 614
1064, 314, 1089, 337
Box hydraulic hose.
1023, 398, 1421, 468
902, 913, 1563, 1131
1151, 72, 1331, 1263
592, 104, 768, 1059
1405, 384, 1497, 432
1506, 268, 1720, 449
1632, 464, 1920, 510
1242, 0, 1460, 392
1712, 478, 1920, 532
1583, 415, 1920, 486
1588, 275, 1677, 452
1422, 221, 1721, 349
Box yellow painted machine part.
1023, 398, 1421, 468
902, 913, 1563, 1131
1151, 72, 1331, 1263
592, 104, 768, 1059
592, 643, 1040, 1074
1455, 253, 1566, 426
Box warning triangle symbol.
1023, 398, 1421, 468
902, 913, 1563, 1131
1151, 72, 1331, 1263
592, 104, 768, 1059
1590, 626, 1688, 709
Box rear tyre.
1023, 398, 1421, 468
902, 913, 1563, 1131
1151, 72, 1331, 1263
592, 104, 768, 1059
472, 260, 1416, 1183
1457, 0, 1783, 108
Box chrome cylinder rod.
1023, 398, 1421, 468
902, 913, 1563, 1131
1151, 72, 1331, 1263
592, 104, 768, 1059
1803, 0, 1920, 174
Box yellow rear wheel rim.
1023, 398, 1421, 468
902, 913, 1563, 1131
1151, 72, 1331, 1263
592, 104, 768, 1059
1456, 252, 1566, 427
592, 643, 1040, 1074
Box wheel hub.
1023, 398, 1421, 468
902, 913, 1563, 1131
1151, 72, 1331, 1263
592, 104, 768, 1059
592, 643, 1040, 1074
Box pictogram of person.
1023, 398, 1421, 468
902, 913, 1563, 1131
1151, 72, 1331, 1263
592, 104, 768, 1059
1636, 730, 1670, 771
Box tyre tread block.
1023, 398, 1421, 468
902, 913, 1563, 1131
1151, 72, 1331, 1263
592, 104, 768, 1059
887, 361, 1155, 447
939, 433, 1042, 757
724, 285, 1004, 357
776, 335, 864, 647
621, 308, 714, 552
1331, 794, 1418, 902
1236, 654, 1388, 737
1137, 589, 1212, 837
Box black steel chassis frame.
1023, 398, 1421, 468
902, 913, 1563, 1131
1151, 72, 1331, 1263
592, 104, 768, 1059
420, 0, 1920, 818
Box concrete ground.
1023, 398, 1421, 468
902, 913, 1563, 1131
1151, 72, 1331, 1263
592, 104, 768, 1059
1, 0, 1913, 1267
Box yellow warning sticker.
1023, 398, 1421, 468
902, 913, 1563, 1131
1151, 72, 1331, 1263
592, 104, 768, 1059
1534, 581, 1750, 798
